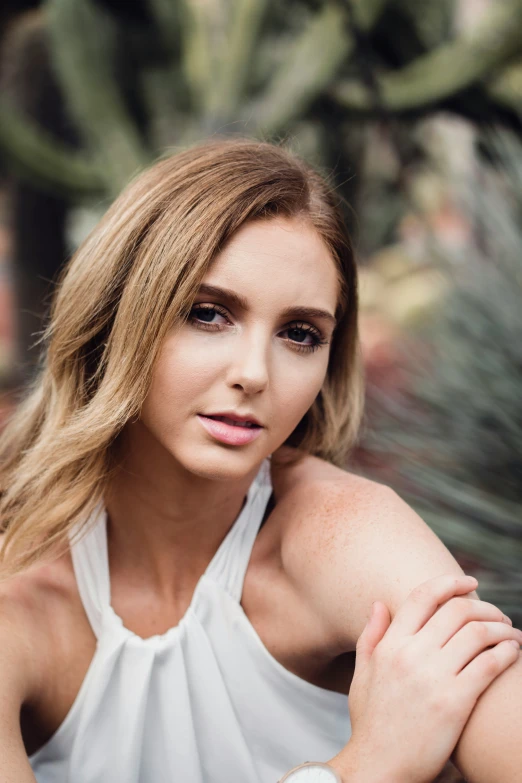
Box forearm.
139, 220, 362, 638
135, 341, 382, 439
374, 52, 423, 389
451, 657, 522, 783
329, 657, 522, 783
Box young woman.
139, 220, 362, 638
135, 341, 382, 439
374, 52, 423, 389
0, 139, 520, 783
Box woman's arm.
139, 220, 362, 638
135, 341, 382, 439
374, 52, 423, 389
332, 577, 520, 782
0, 592, 40, 783
282, 478, 522, 783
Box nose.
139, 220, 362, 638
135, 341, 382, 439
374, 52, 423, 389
225, 328, 270, 395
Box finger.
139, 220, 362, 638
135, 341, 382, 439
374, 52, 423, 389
442, 621, 522, 674
389, 575, 478, 639
457, 640, 520, 702
355, 602, 391, 666
417, 597, 510, 649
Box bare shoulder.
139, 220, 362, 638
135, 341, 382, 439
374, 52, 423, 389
274, 452, 465, 650
0, 534, 75, 707
0, 535, 51, 780
271, 448, 393, 550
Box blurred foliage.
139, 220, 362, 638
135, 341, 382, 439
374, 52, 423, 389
334, 0, 522, 112
0, 0, 522, 211
360, 129, 522, 624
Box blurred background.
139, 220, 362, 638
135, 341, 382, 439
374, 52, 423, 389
0, 1, 521, 778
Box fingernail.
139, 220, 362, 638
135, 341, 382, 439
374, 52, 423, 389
509, 640, 520, 649
502, 614, 513, 625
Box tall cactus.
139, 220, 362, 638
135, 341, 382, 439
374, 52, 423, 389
1, 0, 522, 202
0, 97, 103, 198
395, 0, 454, 49
333, 0, 522, 111
47, 0, 150, 196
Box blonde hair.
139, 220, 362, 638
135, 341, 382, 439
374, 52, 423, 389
0, 138, 364, 580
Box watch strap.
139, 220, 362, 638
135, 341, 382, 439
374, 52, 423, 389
278, 761, 342, 782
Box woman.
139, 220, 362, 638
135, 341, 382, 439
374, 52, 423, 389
0, 139, 520, 783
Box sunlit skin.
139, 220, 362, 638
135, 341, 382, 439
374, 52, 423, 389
105, 216, 340, 606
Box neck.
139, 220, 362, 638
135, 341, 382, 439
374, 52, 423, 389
104, 425, 262, 600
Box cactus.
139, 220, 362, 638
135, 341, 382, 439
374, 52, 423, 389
395, 0, 454, 49
46, 0, 150, 196
241, 4, 353, 136
1, 0, 522, 202
332, 0, 522, 111
487, 59, 522, 112
0, 97, 103, 198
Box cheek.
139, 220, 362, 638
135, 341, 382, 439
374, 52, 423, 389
271, 352, 329, 417
141, 338, 222, 423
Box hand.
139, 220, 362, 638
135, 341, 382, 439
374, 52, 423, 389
328, 574, 521, 783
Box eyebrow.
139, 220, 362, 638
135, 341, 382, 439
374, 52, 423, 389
196, 283, 337, 327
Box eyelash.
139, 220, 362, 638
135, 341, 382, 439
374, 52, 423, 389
188, 304, 329, 354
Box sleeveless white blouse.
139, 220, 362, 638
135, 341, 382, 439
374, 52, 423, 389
29, 458, 351, 782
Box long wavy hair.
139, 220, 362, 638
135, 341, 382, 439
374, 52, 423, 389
0, 138, 364, 581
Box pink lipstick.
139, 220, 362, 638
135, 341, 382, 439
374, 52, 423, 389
197, 414, 263, 446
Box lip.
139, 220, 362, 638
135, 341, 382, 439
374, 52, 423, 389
197, 414, 263, 446
203, 411, 263, 427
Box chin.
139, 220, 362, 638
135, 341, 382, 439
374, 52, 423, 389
173, 443, 267, 482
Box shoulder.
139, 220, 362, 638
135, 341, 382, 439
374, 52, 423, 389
0, 534, 74, 706
274, 452, 465, 651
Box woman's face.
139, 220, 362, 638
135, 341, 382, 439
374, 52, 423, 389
139, 216, 340, 480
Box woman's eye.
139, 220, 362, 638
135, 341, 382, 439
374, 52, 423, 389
189, 305, 228, 326
282, 324, 327, 353
285, 326, 314, 344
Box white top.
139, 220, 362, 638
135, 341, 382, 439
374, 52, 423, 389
29, 458, 351, 782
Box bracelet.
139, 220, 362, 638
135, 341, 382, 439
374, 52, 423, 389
278, 761, 342, 781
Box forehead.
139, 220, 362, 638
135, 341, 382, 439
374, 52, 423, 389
203, 217, 339, 309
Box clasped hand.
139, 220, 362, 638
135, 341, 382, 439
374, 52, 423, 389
329, 574, 521, 783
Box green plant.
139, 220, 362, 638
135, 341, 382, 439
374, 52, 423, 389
1, 0, 522, 203
361, 129, 522, 623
